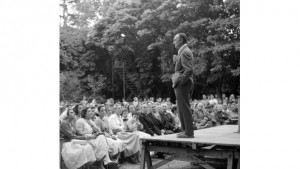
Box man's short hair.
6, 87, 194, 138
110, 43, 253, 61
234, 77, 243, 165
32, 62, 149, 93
177, 33, 188, 44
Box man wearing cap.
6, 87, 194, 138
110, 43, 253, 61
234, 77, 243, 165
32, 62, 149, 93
172, 33, 194, 138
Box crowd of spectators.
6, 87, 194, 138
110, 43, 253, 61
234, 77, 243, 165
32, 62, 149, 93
59, 94, 239, 169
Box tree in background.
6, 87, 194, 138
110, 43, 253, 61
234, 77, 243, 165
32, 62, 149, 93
59, 0, 112, 102
60, 0, 240, 102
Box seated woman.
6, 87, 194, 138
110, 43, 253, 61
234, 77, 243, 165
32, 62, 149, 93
72, 103, 82, 121
127, 104, 135, 121
94, 106, 125, 159
60, 108, 96, 169
205, 104, 218, 126
59, 108, 68, 123
125, 111, 152, 139
75, 107, 117, 167
108, 104, 141, 162
124, 111, 152, 160
106, 106, 114, 117
121, 107, 129, 122
225, 104, 239, 124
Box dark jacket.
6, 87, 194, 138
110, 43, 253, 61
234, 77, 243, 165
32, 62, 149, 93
138, 113, 161, 136
172, 44, 194, 88
147, 113, 164, 130
160, 111, 176, 130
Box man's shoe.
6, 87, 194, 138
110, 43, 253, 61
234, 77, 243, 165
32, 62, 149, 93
177, 134, 194, 138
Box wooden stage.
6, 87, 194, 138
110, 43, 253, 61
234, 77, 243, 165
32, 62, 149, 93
140, 125, 240, 169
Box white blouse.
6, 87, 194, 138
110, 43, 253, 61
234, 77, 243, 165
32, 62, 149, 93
108, 113, 125, 131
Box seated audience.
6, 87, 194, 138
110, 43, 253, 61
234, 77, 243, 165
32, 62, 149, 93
60, 94, 240, 168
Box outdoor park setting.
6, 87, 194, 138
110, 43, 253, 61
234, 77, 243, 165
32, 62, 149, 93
59, 0, 240, 169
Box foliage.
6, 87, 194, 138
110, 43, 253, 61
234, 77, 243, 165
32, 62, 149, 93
60, 16, 110, 101
60, 71, 82, 101
60, 0, 240, 102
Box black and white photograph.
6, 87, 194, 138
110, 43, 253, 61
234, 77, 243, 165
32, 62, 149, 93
2, 0, 300, 169
59, 0, 240, 169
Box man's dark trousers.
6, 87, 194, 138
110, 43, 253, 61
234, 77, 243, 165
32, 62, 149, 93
174, 78, 194, 136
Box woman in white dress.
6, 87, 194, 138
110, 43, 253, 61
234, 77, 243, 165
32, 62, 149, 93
108, 104, 141, 159
125, 112, 152, 139
75, 107, 114, 166
94, 106, 125, 158
60, 108, 96, 169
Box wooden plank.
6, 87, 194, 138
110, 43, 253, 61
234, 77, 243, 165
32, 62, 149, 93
146, 146, 239, 160
192, 143, 197, 150
227, 151, 234, 169
145, 149, 153, 169
141, 125, 240, 146
202, 145, 216, 149
153, 158, 172, 168
140, 143, 146, 169
193, 158, 216, 169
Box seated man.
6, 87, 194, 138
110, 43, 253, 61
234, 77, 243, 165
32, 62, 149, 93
169, 105, 181, 128
148, 104, 175, 135
205, 104, 218, 126
208, 94, 218, 106
221, 93, 226, 103
225, 104, 239, 124
228, 94, 236, 105
161, 103, 181, 133
133, 97, 139, 107
214, 104, 230, 125
193, 102, 213, 129
137, 103, 161, 136
201, 94, 209, 107
81, 96, 88, 106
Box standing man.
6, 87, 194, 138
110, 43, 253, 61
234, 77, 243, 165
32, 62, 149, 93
172, 33, 194, 138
